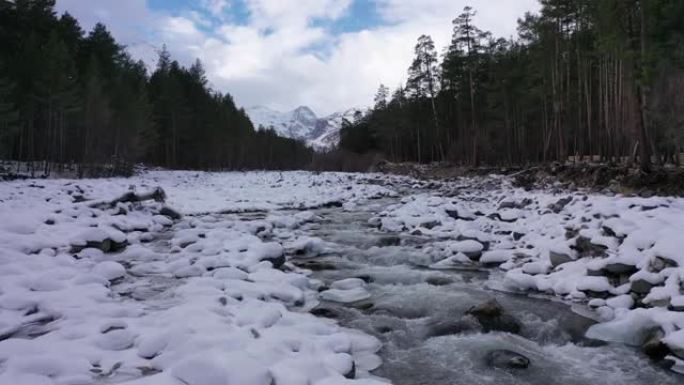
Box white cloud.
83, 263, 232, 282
245, 0, 352, 28
55, 0, 540, 115
56, 0, 152, 40
202, 0, 231, 18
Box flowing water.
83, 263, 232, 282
286, 198, 682, 385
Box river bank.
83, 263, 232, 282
374, 161, 684, 197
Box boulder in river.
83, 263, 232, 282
310, 306, 339, 319
445, 209, 475, 221
263, 254, 286, 269
641, 327, 671, 361
425, 276, 454, 286
159, 206, 182, 220
95, 238, 123, 253
378, 236, 401, 247
293, 260, 337, 271
465, 299, 522, 334
485, 349, 530, 369
424, 316, 481, 338
467, 299, 504, 318
321, 200, 343, 208
254, 242, 286, 269
421, 220, 441, 230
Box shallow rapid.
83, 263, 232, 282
286, 198, 681, 385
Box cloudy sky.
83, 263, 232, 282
55, 0, 540, 115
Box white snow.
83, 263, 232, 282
0, 171, 394, 385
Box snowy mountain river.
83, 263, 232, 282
281, 196, 682, 385
2, 171, 684, 385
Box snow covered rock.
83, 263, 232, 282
91, 261, 126, 281
71, 227, 128, 253
452, 240, 485, 261
480, 250, 514, 266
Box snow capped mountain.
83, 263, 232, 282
309, 109, 363, 150
246, 106, 318, 141
246, 105, 363, 151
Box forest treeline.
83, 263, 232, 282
0, 0, 312, 175
340, 0, 684, 170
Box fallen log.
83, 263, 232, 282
90, 187, 167, 210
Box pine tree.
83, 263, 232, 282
57, 12, 83, 56
0, 75, 19, 157
81, 23, 122, 81
35, 32, 80, 167
450, 6, 491, 165
156, 45, 172, 74
406, 35, 441, 162
81, 56, 111, 163
407, 35, 440, 99
0, 0, 313, 171
373, 84, 389, 111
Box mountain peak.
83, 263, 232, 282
291, 106, 317, 127
246, 105, 363, 150
292, 106, 316, 116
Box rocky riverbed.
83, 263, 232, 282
282, 191, 683, 385
0, 170, 683, 384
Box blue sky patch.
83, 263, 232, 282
149, 0, 386, 36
